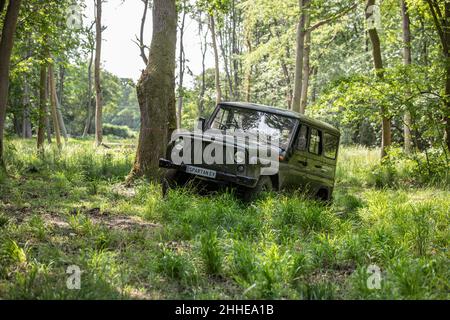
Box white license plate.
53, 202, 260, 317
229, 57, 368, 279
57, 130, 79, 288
186, 166, 217, 179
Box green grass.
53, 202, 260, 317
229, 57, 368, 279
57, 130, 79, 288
0, 140, 448, 299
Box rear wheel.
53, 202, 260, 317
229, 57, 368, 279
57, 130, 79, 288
243, 176, 273, 202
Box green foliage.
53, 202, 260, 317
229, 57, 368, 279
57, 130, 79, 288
102, 124, 136, 139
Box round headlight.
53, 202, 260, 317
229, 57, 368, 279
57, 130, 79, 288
235, 151, 245, 164
174, 138, 185, 151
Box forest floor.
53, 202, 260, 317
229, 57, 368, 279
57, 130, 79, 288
0, 138, 448, 299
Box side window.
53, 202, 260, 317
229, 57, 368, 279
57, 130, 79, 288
308, 128, 322, 155
296, 125, 308, 151
324, 133, 339, 159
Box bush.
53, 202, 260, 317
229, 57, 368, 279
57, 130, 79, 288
102, 124, 135, 138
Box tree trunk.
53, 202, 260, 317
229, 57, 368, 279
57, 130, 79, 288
177, 1, 186, 129
209, 14, 222, 105
0, 0, 22, 168
366, 0, 391, 158
198, 18, 208, 116
22, 74, 32, 138
37, 64, 47, 150
48, 64, 62, 149
94, 0, 103, 147
128, 0, 177, 181
232, 0, 240, 100
83, 46, 94, 137
292, 0, 310, 114
300, 14, 311, 114
401, 0, 413, 154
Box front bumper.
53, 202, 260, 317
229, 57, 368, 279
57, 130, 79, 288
159, 158, 257, 188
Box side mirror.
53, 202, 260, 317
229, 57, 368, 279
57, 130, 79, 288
197, 117, 206, 131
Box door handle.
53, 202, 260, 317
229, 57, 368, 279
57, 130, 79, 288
298, 160, 308, 166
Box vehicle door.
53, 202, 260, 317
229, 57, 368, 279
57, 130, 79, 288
282, 123, 311, 191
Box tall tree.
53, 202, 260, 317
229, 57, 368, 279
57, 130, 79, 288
0, 0, 22, 168
292, 0, 310, 113
366, 0, 391, 158
83, 22, 95, 137
425, 0, 450, 150
300, 13, 311, 113
94, 0, 104, 147
128, 0, 177, 181
401, 0, 413, 154
209, 14, 222, 105
48, 63, 62, 149
197, 14, 208, 116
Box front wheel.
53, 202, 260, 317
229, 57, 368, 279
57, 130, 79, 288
161, 169, 190, 197
242, 176, 273, 202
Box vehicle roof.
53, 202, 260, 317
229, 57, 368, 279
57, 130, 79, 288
219, 102, 340, 136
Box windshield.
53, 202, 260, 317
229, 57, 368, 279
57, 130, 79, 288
209, 106, 297, 151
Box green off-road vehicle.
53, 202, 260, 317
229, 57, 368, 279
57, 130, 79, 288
159, 102, 340, 201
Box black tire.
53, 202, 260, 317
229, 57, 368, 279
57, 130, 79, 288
161, 169, 190, 197
243, 176, 273, 202
316, 188, 330, 202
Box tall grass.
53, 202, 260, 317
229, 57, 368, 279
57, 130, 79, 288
0, 139, 448, 299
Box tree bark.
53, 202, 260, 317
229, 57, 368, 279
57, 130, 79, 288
37, 64, 47, 151
366, 0, 391, 158
209, 14, 222, 105
48, 64, 62, 149
292, 0, 310, 113
401, 0, 413, 154
94, 0, 104, 147
128, 0, 177, 181
0, 0, 22, 168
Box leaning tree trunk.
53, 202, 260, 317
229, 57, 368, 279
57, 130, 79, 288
94, 0, 104, 147
366, 0, 391, 158
0, 0, 22, 168
128, 0, 177, 181
292, 0, 310, 113
209, 14, 222, 105
401, 0, 413, 154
